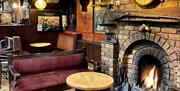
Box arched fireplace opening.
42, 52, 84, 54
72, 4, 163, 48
137, 55, 162, 90
120, 40, 172, 90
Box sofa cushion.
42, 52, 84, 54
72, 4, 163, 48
13, 53, 85, 75
14, 68, 90, 91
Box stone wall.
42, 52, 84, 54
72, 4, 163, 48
101, 24, 179, 90
117, 23, 180, 89
100, 0, 180, 90
101, 42, 119, 86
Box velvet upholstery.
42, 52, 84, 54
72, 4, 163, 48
15, 68, 89, 91
8, 49, 91, 91
12, 53, 84, 76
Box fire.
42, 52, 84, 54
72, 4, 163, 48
141, 65, 158, 89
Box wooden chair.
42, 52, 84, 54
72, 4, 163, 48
12, 36, 23, 55
0, 37, 17, 88
0, 36, 29, 88
56, 31, 82, 51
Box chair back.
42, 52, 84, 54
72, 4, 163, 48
0, 39, 9, 50
57, 33, 77, 51
5, 36, 13, 50
12, 36, 22, 54
0, 36, 22, 55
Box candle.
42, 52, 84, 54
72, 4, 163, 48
62, 15, 67, 27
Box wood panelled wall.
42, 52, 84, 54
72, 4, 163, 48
0, 0, 105, 53
0, 9, 59, 53
76, 0, 105, 42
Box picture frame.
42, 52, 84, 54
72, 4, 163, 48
94, 10, 106, 33
0, 3, 2, 12
94, 0, 108, 33
36, 11, 62, 32
2, 0, 11, 12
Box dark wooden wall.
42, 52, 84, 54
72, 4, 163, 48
76, 0, 105, 42
0, 9, 59, 53
76, 40, 101, 63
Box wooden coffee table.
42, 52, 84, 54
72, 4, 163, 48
66, 72, 114, 91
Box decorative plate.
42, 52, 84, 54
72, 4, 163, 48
135, 0, 154, 6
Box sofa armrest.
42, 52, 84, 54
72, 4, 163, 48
85, 57, 101, 72
9, 66, 20, 81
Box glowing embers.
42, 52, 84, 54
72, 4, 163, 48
141, 65, 158, 89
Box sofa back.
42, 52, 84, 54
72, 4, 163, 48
9, 49, 87, 76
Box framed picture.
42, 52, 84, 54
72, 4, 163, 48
94, 0, 115, 33
2, 0, 11, 12
0, 3, 2, 12
94, 0, 107, 33
36, 11, 62, 32
94, 10, 106, 33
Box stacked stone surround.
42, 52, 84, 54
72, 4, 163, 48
101, 22, 180, 90
100, 0, 180, 90
101, 42, 119, 86
117, 23, 180, 89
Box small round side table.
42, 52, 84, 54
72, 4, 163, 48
66, 72, 114, 91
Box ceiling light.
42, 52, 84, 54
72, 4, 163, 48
35, 0, 47, 10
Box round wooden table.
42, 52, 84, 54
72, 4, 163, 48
29, 42, 51, 47
66, 72, 114, 91
29, 42, 51, 53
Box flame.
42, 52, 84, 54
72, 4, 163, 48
141, 65, 158, 89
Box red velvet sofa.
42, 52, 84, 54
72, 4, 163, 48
8, 49, 96, 91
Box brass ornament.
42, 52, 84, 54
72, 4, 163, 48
135, 0, 154, 6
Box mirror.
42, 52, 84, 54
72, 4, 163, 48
0, 0, 30, 25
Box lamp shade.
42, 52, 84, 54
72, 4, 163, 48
35, 0, 47, 10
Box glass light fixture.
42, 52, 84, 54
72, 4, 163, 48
35, 0, 47, 10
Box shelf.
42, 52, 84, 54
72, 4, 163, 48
0, 23, 28, 26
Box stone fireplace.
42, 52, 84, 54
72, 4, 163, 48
100, 11, 180, 91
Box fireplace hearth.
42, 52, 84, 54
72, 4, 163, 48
101, 11, 180, 91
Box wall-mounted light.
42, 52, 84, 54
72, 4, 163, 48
35, 0, 47, 10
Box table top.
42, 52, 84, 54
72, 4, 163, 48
66, 72, 114, 90
29, 42, 51, 47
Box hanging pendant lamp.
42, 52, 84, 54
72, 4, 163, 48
35, 0, 47, 10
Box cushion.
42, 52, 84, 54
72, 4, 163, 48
14, 68, 90, 91
13, 53, 85, 75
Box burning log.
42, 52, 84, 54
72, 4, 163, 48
141, 65, 158, 89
